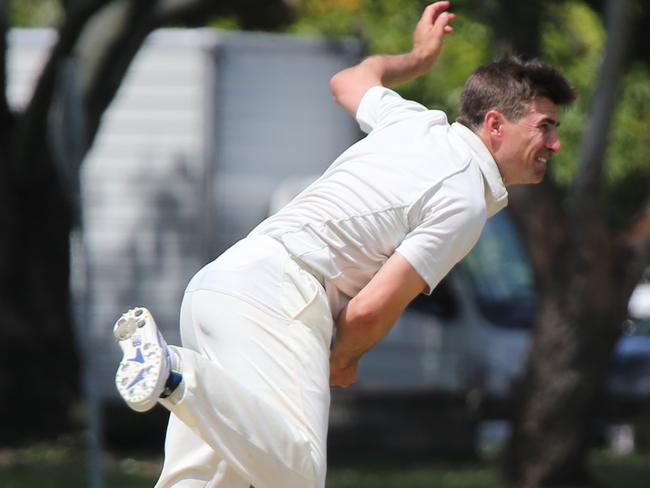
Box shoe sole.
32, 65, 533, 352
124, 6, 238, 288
114, 307, 168, 412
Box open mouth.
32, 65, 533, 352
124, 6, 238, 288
535, 154, 550, 167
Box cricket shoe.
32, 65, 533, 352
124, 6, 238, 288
114, 307, 180, 412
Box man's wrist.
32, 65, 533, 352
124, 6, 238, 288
409, 47, 434, 74
330, 348, 359, 370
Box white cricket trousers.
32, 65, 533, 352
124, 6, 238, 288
155, 235, 333, 488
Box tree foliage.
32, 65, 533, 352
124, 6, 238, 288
290, 0, 491, 114
542, 1, 650, 229
9, 0, 62, 27
290, 0, 650, 221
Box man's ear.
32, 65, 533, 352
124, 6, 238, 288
484, 110, 504, 137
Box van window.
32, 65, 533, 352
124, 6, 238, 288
631, 318, 650, 335
461, 211, 536, 329
409, 278, 458, 319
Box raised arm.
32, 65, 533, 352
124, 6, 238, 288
329, 1, 455, 117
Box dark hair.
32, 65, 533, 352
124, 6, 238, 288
457, 56, 577, 131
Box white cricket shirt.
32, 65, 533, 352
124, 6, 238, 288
252, 86, 508, 316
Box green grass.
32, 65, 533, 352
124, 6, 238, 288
1, 441, 649, 487
0, 440, 158, 488
0, 465, 153, 488
327, 465, 502, 488
591, 451, 650, 488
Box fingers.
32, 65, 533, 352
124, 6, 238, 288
419, 2, 455, 36
421, 1, 451, 24
331, 374, 357, 388
329, 362, 359, 388
433, 11, 455, 39
412, 1, 455, 65
437, 14, 455, 31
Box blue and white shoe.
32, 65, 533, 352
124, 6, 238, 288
114, 307, 174, 412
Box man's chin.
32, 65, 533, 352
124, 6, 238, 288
531, 172, 546, 184
529, 164, 547, 184
511, 171, 546, 186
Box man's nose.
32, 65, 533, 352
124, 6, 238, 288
547, 131, 561, 153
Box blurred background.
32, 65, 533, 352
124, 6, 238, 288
1, 0, 649, 487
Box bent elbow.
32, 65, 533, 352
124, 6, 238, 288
347, 297, 381, 331
329, 70, 347, 106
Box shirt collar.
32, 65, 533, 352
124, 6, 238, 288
451, 122, 508, 217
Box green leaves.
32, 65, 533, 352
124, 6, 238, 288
10, 0, 61, 27
540, 2, 650, 226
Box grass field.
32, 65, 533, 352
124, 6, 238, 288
1, 440, 650, 487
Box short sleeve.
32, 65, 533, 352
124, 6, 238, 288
355, 86, 428, 134
395, 178, 487, 294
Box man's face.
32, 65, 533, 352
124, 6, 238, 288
496, 97, 562, 185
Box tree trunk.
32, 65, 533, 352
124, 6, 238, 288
504, 0, 642, 485
469, 0, 542, 59
0, 0, 75, 445
506, 198, 636, 486
0, 0, 295, 445
0, 152, 79, 445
